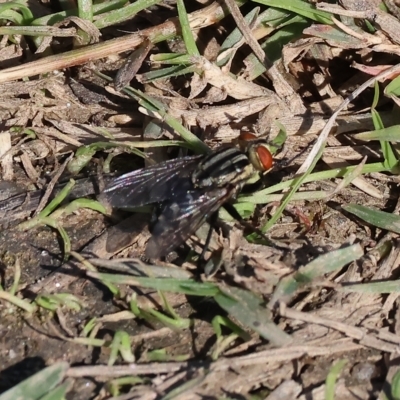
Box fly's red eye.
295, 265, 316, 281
239, 131, 257, 141
238, 132, 258, 152
249, 144, 273, 171
256, 145, 273, 170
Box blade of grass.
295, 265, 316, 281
94, 0, 162, 30
107, 377, 145, 397
391, 369, 400, 400
325, 359, 347, 400
343, 204, 400, 234
215, 285, 292, 345
385, 74, 400, 96
89, 258, 192, 279
162, 375, 206, 400
150, 53, 190, 64
77, 0, 93, 21
253, 0, 333, 24
41, 217, 71, 260
0, 26, 77, 37
177, 0, 200, 56
39, 179, 75, 218
32, 0, 128, 26
353, 125, 400, 142
139, 64, 197, 82
339, 280, 400, 293
0, 2, 34, 23
0, 362, 69, 400
0, 291, 37, 313
86, 273, 220, 297
0, 9, 24, 25
108, 331, 134, 366
239, 162, 389, 204
8, 257, 20, 296
371, 81, 398, 170
270, 244, 363, 305
39, 381, 72, 400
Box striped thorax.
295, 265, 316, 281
192, 147, 254, 189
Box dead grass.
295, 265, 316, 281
2, 0, 400, 399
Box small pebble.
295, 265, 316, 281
351, 362, 376, 382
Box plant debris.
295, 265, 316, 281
2, 1, 400, 399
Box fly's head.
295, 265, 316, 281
239, 132, 274, 174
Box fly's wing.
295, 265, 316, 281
145, 185, 233, 259
102, 155, 201, 208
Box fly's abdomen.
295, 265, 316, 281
192, 147, 253, 188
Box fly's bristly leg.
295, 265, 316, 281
224, 203, 291, 251
197, 211, 218, 268
222, 202, 270, 244
272, 139, 314, 171
240, 173, 264, 194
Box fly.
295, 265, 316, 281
102, 133, 274, 259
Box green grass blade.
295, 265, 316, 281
177, 0, 200, 56
77, 0, 93, 21
39, 381, 72, 400
87, 273, 220, 296
215, 286, 292, 345
344, 204, 400, 234
385, 75, 400, 96
325, 359, 347, 400
39, 179, 75, 218
271, 244, 363, 304
353, 125, 400, 143
32, 0, 128, 26
244, 162, 389, 204
253, 0, 333, 24
339, 280, 400, 293
94, 0, 161, 30
0, 362, 69, 400
0, 2, 34, 23
391, 369, 400, 400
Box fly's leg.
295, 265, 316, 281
223, 203, 290, 250
240, 175, 263, 194
272, 139, 315, 171
223, 203, 275, 245
197, 211, 218, 268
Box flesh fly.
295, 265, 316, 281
102, 133, 274, 259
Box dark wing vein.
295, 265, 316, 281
102, 155, 202, 208
145, 185, 232, 258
